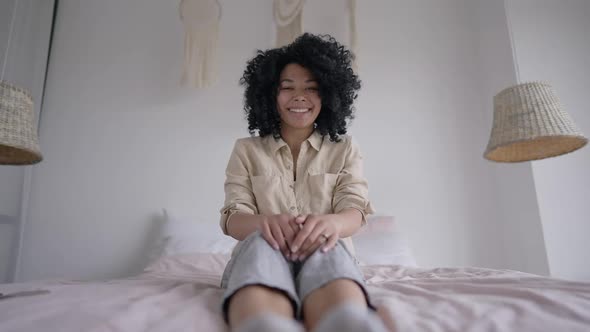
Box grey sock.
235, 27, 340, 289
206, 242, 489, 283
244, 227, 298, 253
313, 302, 388, 332
234, 313, 304, 332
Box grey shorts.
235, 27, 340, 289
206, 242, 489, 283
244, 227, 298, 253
220, 231, 373, 322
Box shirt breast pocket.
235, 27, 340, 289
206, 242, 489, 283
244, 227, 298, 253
307, 171, 339, 213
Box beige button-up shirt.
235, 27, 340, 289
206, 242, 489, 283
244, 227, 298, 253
219, 131, 374, 255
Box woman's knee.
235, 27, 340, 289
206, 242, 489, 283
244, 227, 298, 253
233, 285, 293, 304
228, 285, 295, 326
305, 279, 366, 306
302, 279, 367, 329
242, 231, 275, 250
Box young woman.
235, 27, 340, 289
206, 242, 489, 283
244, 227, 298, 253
219, 33, 386, 332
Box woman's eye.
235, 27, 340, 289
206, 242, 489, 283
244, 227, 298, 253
306, 87, 318, 91
280, 86, 294, 90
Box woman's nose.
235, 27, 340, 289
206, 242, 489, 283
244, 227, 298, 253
293, 94, 307, 102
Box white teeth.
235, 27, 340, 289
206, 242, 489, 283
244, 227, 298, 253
289, 108, 309, 113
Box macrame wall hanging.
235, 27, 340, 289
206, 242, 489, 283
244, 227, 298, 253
273, 0, 306, 47
179, 0, 221, 88
273, 0, 358, 69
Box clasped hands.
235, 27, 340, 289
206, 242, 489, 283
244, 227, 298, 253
258, 213, 341, 262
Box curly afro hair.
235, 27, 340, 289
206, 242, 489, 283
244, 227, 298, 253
239, 33, 361, 142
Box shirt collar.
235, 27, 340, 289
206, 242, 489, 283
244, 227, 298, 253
267, 135, 288, 154
266, 130, 323, 154
306, 130, 323, 152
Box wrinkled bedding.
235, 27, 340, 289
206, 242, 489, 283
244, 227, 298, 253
1, 255, 589, 331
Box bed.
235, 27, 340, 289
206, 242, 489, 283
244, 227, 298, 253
2, 214, 590, 331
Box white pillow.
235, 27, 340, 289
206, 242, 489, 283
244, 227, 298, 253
152, 210, 416, 267
354, 216, 417, 267
148, 209, 237, 262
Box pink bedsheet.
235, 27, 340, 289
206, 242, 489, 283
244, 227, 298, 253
1, 260, 589, 331
364, 265, 590, 331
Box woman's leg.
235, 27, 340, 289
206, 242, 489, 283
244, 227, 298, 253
296, 241, 387, 331
228, 285, 293, 326
308, 300, 388, 332
221, 231, 301, 330
302, 279, 366, 329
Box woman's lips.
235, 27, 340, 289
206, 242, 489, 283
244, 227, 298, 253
288, 108, 311, 113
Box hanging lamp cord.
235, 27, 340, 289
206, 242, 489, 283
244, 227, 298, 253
1, 0, 21, 82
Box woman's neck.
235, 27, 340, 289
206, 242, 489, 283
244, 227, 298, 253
281, 127, 314, 153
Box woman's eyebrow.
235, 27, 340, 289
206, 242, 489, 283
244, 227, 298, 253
279, 79, 317, 84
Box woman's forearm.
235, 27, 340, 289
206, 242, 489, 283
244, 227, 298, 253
334, 208, 364, 238
226, 213, 266, 241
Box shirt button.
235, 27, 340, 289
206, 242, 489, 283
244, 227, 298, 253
289, 184, 294, 189
290, 206, 296, 211
286, 165, 291, 170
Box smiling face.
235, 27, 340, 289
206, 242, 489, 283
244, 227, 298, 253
276, 63, 322, 135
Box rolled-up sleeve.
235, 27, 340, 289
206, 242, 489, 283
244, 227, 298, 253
219, 140, 258, 234
332, 137, 375, 225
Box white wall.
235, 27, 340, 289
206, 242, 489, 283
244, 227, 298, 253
0, 0, 54, 283
353, 0, 505, 269
0, 165, 21, 282
16, 0, 561, 281
507, 0, 590, 280
20, 0, 273, 281
0, 0, 23, 285
469, 0, 549, 276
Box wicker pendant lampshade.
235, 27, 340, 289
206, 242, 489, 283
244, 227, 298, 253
484, 82, 587, 162
0, 80, 42, 165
